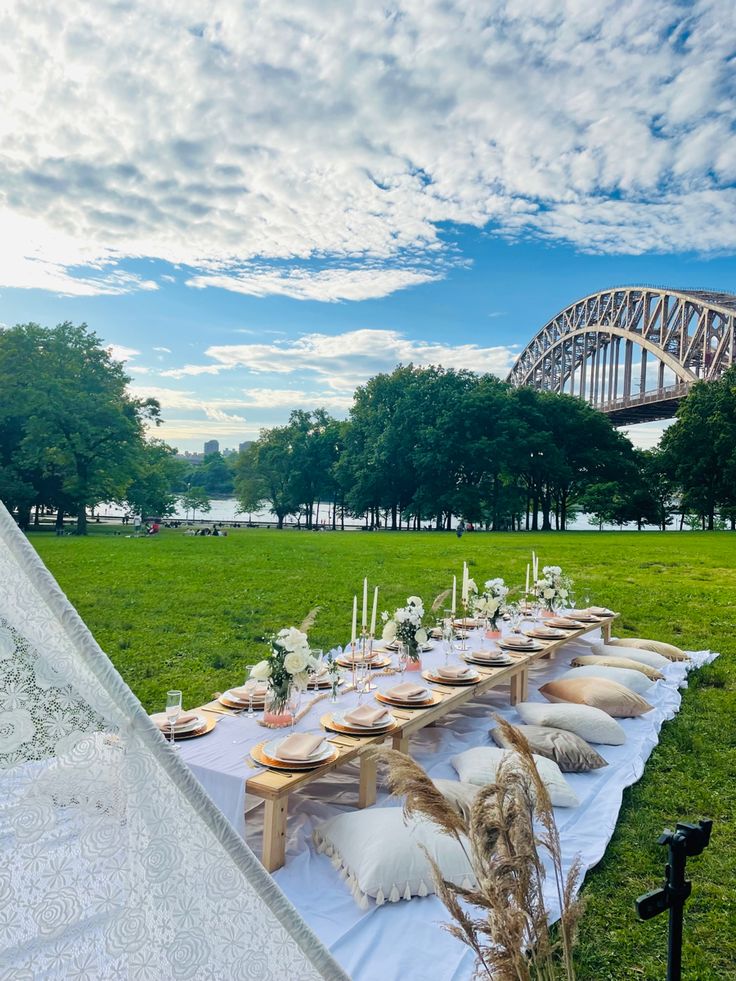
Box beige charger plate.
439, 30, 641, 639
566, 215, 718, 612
335, 655, 391, 670
320, 712, 400, 736
160, 716, 217, 740
250, 740, 339, 771
375, 690, 444, 709
422, 669, 480, 686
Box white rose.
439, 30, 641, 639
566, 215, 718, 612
0, 709, 35, 754
466, 579, 477, 594
559, 588, 568, 598
407, 596, 422, 607
544, 588, 555, 600
382, 621, 397, 642
415, 628, 428, 645
284, 650, 308, 674
250, 660, 272, 681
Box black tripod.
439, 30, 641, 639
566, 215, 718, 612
636, 819, 712, 981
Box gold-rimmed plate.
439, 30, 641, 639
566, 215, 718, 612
544, 618, 584, 630
375, 690, 444, 709
422, 669, 480, 686
250, 740, 339, 772
160, 716, 217, 740
335, 655, 392, 670
524, 628, 566, 640
320, 712, 400, 737
499, 640, 544, 653
462, 652, 514, 668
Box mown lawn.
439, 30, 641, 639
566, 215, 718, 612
30, 528, 735, 980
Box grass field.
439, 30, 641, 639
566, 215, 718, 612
30, 527, 735, 979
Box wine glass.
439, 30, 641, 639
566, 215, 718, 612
166, 690, 182, 749
508, 602, 522, 634
287, 687, 302, 733
308, 648, 324, 689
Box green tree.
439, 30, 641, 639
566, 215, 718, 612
180, 486, 211, 521
125, 440, 185, 517
661, 367, 736, 530
0, 322, 159, 532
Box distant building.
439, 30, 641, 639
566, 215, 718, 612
204, 439, 220, 457
238, 440, 253, 454
175, 451, 203, 464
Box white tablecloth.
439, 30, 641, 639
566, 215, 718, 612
179, 629, 717, 981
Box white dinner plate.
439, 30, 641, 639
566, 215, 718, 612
331, 710, 395, 731
265, 734, 333, 765
150, 712, 206, 734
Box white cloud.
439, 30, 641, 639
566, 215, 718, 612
153, 346, 172, 353
160, 327, 518, 390
107, 343, 140, 362
239, 388, 354, 411
1, 0, 734, 297
621, 419, 674, 449
187, 266, 441, 302
203, 407, 247, 423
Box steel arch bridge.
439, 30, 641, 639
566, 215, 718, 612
507, 286, 736, 425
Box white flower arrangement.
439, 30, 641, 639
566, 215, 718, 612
380, 596, 427, 660
472, 578, 509, 628
534, 565, 573, 610
251, 627, 319, 709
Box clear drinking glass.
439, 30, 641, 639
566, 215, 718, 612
397, 643, 409, 677
508, 602, 522, 633
166, 690, 182, 749
308, 648, 324, 689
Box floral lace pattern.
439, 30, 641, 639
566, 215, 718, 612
0, 504, 346, 981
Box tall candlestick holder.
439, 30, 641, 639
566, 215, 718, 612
457, 599, 470, 652
360, 627, 377, 692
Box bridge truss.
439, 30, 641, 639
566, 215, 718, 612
507, 287, 736, 424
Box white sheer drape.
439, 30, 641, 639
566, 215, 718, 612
0, 502, 347, 980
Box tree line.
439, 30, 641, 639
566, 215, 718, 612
1, 322, 735, 533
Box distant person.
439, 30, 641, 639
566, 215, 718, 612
147, 521, 160, 535
456, 519, 465, 538
133, 514, 142, 535
212, 526, 219, 536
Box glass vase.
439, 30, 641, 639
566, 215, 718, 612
263, 681, 294, 728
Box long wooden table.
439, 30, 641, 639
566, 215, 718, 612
196, 614, 615, 871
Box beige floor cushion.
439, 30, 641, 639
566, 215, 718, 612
489, 723, 608, 773
314, 807, 475, 907
591, 641, 670, 670
559, 664, 653, 695
432, 778, 480, 822
607, 637, 689, 662
539, 677, 653, 717
571, 654, 664, 681
451, 746, 578, 807
515, 701, 626, 745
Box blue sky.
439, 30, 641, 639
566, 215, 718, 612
1, 1, 734, 450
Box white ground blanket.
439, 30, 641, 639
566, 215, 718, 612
183, 635, 717, 980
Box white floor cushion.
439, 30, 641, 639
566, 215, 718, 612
451, 746, 578, 807
515, 700, 626, 745
313, 808, 475, 908
591, 642, 670, 669
432, 778, 480, 822
607, 637, 689, 661
561, 664, 653, 695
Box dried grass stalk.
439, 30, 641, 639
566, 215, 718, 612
431, 588, 452, 614
299, 606, 321, 633
375, 719, 584, 980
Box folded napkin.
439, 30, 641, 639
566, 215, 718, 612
344, 650, 377, 663
470, 650, 508, 662
344, 705, 391, 727
153, 711, 197, 731
437, 665, 471, 679
588, 606, 613, 616
277, 733, 325, 761
230, 682, 268, 699
503, 637, 532, 647
387, 682, 428, 701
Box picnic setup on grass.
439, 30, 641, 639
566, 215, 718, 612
0, 501, 719, 980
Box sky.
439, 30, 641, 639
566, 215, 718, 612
1, 0, 735, 452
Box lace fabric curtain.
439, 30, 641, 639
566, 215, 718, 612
0, 503, 346, 981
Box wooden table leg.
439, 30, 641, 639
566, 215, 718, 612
359, 752, 377, 808
602, 620, 612, 643
510, 667, 529, 705
392, 733, 409, 754
262, 797, 288, 872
